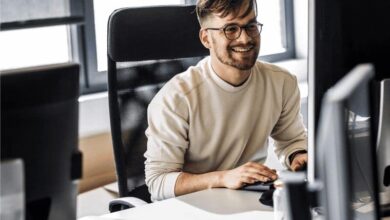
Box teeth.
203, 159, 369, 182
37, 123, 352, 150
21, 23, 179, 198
232, 45, 253, 52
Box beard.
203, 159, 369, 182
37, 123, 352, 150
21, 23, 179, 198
212, 37, 260, 71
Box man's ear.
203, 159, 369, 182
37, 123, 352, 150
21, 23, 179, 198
199, 29, 211, 49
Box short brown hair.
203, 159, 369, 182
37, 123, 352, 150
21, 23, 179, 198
196, 0, 257, 25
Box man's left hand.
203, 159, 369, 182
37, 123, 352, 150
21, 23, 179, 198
290, 153, 307, 171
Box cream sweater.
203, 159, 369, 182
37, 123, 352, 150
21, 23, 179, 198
144, 57, 307, 201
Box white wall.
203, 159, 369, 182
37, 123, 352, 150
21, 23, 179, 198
78, 93, 110, 138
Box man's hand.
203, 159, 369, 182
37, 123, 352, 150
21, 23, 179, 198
221, 162, 278, 189
174, 162, 277, 197
290, 152, 308, 171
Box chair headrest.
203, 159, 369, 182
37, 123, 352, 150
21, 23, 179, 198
107, 5, 208, 62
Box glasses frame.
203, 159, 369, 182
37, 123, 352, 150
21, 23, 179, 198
205, 22, 263, 40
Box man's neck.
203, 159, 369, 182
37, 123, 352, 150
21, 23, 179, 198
210, 57, 252, 87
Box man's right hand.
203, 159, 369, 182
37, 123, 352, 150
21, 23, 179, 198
221, 162, 278, 189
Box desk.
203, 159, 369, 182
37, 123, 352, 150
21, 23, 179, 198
77, 186, 117, 218
78, 187, 390, 220
79, 188, 274, 220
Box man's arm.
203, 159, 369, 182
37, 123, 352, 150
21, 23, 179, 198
174, 162, 278, 197
145, 91, 190, 201
271, 74, 308, 170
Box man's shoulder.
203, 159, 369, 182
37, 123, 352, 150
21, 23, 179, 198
166, 59, 208, 94
255, 61, 296, 82
151, 58, 209, 106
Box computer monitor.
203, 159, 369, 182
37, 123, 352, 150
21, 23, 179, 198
308, 0, 390, 184
376, 79, 390, 194
316, 64, 380, 220
1, 63, 82, 220
309, 0, 390, 131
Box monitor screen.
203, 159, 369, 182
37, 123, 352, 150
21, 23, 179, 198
316, 64, 380, 220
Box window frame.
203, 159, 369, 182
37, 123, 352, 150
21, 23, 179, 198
74, 0, 296, 94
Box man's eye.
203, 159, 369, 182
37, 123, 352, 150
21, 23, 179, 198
225, 25, 239, 33
246, 23, 258, 31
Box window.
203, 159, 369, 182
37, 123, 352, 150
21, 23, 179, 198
0, 26, 70, 70
257, 0, 295, 60
81, 0, 295, 94
258, 0, 286, 56
0, 0, 295, 94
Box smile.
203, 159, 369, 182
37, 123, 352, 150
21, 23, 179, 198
231, 45, 254, 52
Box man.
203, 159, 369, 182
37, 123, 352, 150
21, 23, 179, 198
144, 0, 308, 201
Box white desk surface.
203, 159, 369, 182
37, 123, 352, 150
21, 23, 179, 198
79, 188, 273, 220
78, 186, 390, 220
77, 186, 118, 218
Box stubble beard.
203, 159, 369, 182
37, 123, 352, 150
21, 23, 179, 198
214, 42, 260, 71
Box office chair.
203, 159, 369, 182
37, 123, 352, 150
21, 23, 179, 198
107, 5, 208, 211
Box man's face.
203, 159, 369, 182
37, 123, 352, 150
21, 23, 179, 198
202, 7, 260, 71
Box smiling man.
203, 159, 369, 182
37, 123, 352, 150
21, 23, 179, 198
144, 0, 308, 201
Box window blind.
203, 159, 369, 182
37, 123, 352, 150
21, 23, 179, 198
0, 0, 84, 30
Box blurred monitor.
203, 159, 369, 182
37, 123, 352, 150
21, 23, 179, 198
308, 0, 390, 185
316, 64, 380, 220
376, 79, 390, 193
309, 0, 390, 133
1, 63, 82, 220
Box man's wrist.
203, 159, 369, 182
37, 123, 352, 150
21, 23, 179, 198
289, 150, 307, 163
214, 170, 226, 188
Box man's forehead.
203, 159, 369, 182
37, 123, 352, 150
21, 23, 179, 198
207, 9, 256, 24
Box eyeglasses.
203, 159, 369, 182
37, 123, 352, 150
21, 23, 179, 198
205, 22, 263, 40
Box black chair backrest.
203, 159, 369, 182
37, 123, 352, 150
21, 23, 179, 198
107, 5, 208, 199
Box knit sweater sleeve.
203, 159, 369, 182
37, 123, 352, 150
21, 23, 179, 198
270, 74, 308, 169
144, 88, 189, 201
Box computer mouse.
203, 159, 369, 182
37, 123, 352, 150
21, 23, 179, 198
259, 188, 275, 207
240, 180, 275, 192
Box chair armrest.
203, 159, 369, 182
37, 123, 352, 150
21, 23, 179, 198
109, 197, 148, 212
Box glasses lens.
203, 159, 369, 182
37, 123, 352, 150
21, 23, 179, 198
224, 24, 241, 40
245, 23, 261, 37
